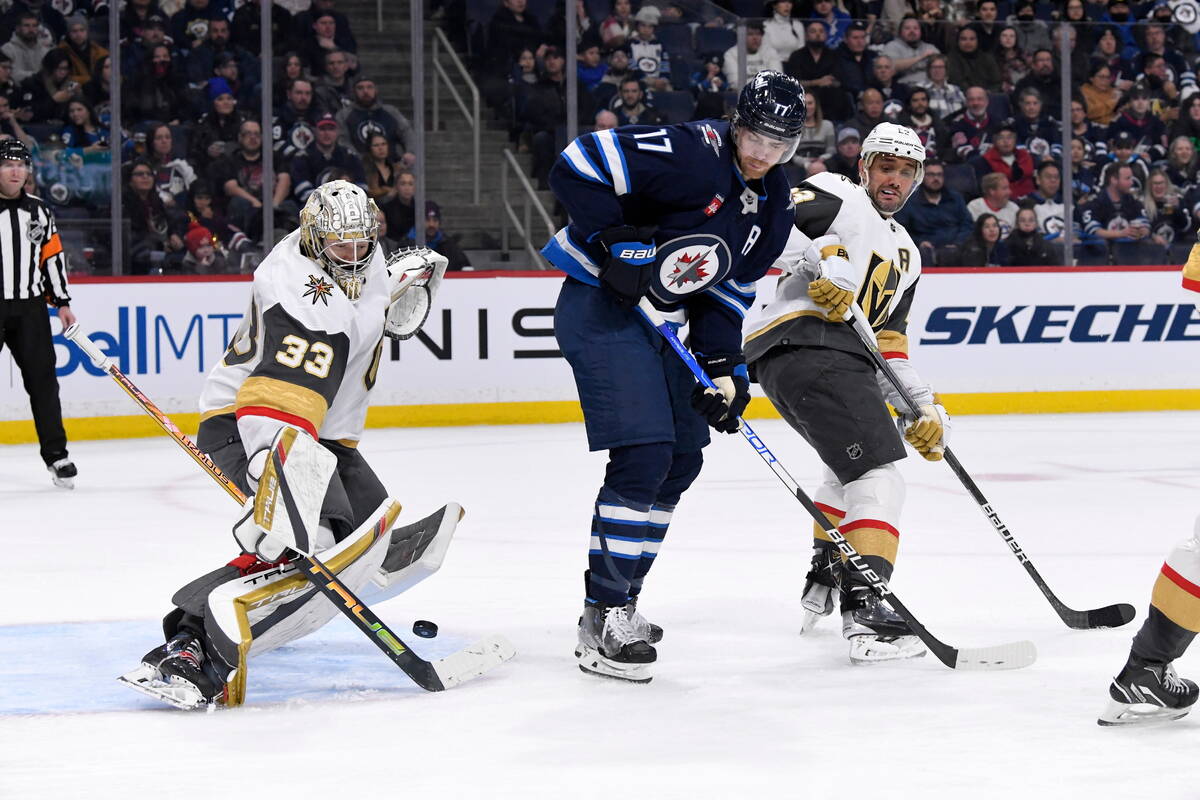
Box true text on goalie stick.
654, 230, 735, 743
634, 299, 1036, 671
63, 323, 513, 693
840, 303, 1136, 631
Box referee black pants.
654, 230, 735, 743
0, 298, 67, 465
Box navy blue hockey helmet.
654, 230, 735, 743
731, 70, 806, 163
0, 138, 31, 166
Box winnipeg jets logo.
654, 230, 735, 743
651, 234, 732, 301
303, 274, 335, 306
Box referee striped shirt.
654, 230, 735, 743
0, 192, 70, 306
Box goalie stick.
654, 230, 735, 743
65, 323, 515, 693
841, 303, 1135, 631
635, 299, 1035, 671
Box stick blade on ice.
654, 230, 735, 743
950, 641, 1038, 671
433, 634, 517, 689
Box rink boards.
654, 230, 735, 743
1, 266, 1198, 441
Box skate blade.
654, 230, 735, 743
1097, 698, 1191, 727
848, 635, 927, 664
117, 664, 213, 711
574, 645, 653, 684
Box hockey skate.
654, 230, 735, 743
800, 542, 842, 634
118, 634, 223, 710
1098, 655, 1199, 726
575, 603, 656, 683
626, 596, 664, 644
48, 458, 76, 489
841, 586, 926, 664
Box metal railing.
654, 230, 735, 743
500, 149, 555, 268
431, 27, 481, 205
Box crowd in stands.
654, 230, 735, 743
0, 0, 474, 275
459, 0, 1200, 266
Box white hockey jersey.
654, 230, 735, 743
199, 229, 390, 457
744, 171, 923, 365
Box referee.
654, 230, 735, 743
0, 139, 78, 488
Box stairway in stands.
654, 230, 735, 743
337, 1, 555, 268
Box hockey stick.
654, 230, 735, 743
635, 299, 1035, 670
841, 303, 1135, 630
64, 323, 515, 692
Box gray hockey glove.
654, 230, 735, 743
384, 247, 449, 340
233, 428, 336, 560
804, 235, 856, 322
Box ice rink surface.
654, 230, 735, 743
2, 412, 1199, 799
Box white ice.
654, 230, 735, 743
2, 412, 1199, 799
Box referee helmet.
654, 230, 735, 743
0, 139, 31, 166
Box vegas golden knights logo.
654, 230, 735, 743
856, 252, 902, 330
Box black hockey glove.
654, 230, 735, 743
690, 354, 751, 434
597, 225, 657, 309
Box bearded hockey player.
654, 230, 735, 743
744, 123, 946, 664
1097, 247, 1200, 726
119, 180, 456, 709
541, 71, 804, 682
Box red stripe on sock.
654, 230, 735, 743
1162, 563, 1200, 599
815, 502, 845, 519
840, 518, 900, 538
1183, 276, 1200, 293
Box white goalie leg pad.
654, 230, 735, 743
357, 503, 465, 605
384, 247, 449, 340
248, 428, 338, 557
207, 498, 403, 706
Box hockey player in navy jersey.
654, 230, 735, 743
542, 71, 805, 683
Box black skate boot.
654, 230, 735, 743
576, 603, 657, 683
48, 458, 76, 489
626, 595, 664, 644
1098, 654, 1199, 726
800, 540, 842, 634
841, 585, 926, 664
118, 633, 222, 709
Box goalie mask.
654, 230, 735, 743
299, 180, 380, 301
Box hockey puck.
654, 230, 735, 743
412, 619, 438, 638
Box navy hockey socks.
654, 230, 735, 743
588, 486, 651, 606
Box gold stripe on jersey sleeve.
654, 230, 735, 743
745, 309, 831, 343
876, 330, 909, 358
235, 376, 328, 433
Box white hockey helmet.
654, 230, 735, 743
299, 179, 380, 300
858, 123, 926, 211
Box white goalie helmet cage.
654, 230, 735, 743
858, 123, 927, 206
300, 180, 381, 300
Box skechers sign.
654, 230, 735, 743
921, 303, 1200, 345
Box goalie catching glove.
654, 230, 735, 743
384, 247, 449, 340
897, 402, 951, 461
233, 427, 337, 561
690, 354, 750, 434
804, 235, 856, 322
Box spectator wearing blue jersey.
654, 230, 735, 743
59, 98, 106, 153
1077, 162, 1150, 264
809, 0, 850, 50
